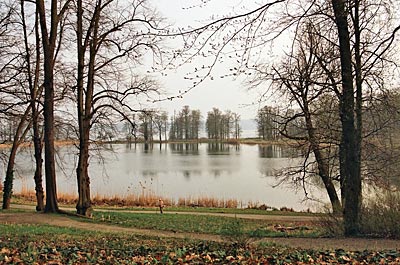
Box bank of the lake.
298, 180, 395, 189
6, 141, 326, 211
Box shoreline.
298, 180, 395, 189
10, 189, 306, 213
0, 138, 300, 149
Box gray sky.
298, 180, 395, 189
148, 0, 273, 120
146, 1, 400, 121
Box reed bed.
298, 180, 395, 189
12, 189, 243, 209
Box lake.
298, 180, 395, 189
10, 143, 328, 211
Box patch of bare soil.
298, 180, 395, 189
1, 211, 399, 251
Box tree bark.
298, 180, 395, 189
304, 106, 342, 214
21, 0, 44, 212
36, 0, 59, 213
331, 0, 362, 235
2, 107, 32, 209
75, 0, 98, 216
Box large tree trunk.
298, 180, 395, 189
75, 0, 96, 216
37, 0, 59, 213
42, 68, 59, 213
76, 122, 93, 216
331, 0, 362, 236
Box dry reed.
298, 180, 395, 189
12, 189, 241, 209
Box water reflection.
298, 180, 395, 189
258, 145, 300, 158
12, 143, 325, 210
207, 142, 240, 155
169, 143, 199, 155
182, 169, 202, 179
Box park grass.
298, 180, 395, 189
97, 205, 316, 216
83, 210, 321, 238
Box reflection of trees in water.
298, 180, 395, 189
126, 142, 169, 153
207, 143, 232, 154
258, 145, 281, 158
169, 143, 199, 155
142, 170, 158, 178
258, 145, 300, 158
144, 143, 153, 153
258, 158, 281, 177
208, 169, 227, 178
182, 170, 202, 180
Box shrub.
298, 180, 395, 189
318, 212, 344, 237
319, 191, 400, 238
360, 191, 400, 239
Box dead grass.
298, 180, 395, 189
0, 140, 78, 150
12, 190, 240, 209
177, 197, 238, 208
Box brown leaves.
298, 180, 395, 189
1, 230, 400, 264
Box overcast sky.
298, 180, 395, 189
148, 0, 273, 120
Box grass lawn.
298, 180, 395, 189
86, 211, 319, 238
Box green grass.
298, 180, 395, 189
0, 223, 87, 236
98, 205, 317, 216
86, 211, 320, 238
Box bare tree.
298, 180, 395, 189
21, 0, 45, 212
169, 106, 201, 141
36, 0, 72, 213
256, 106, 280, 140
153, 111, 168, 142
261, 22, 342, 213
160, 0, 399, 235
1, 0, 45, 211
232, 113, 241, 140
73, 0, 163, 216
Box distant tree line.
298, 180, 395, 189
206, 108, 241, 140
169, 106, 201, 141
118, 106, 241, 142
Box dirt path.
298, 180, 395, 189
2, 207, 400, 251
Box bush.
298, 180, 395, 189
319, 191, 400, 238
360, 191, 400, 239
318, 212, 344, 237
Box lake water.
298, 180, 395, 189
10, 143, 327, 211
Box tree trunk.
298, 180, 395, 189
37, 0, 60, 213
75, 0, 98, 216
353, 0, 363, 209
43, 70, 58, 213
2, 169, 14, 210
310, 138, 342, 214
33, 133, 44, 211
21, 0, 44, 212
331, 0, 361, 236
304, 100, 342, 214
76, 123, 93, 216
2, 108, 31, 209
